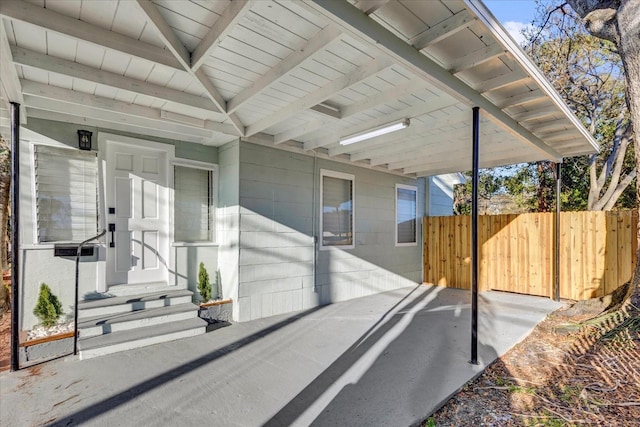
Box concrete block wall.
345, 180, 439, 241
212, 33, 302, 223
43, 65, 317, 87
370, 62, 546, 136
235, 142, 424, 322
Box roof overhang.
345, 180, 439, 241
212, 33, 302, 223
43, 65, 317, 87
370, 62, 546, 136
0, 0, 598, 177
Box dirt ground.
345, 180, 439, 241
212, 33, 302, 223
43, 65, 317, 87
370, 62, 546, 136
0, 311, 10, 371
429, 301, 640, 426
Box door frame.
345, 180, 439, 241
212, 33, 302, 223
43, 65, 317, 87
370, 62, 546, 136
97, 133, 176, 292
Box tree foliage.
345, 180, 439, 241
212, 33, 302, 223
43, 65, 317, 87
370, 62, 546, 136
525, 1, 635, 211
455, 1, 636, 215
198, 262, 211, 303
562, 0, 640, 305
33, 283, 63, 328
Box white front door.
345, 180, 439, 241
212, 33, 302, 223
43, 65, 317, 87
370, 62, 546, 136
105, 142, 170, 286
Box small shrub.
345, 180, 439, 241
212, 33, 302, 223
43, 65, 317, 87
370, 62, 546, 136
33, 283, 63, 327
198, 262, 211, 302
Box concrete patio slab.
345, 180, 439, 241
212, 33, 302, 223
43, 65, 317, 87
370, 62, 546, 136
0, 285, 562, 427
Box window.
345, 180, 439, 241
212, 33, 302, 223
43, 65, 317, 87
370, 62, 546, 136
174, 165, 215, 242
321, 170, 354, 249
34, 145, 98, 243
396, 184, 417, 246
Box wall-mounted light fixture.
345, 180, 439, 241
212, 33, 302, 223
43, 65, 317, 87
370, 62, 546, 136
77, 130, 93, 151
339, 119, 410, 146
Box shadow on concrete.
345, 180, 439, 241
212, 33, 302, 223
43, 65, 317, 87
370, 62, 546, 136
49, 305, 324, 427
264, 285, 498, 426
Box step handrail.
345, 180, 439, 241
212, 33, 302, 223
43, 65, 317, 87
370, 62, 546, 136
74, 229, 107, 355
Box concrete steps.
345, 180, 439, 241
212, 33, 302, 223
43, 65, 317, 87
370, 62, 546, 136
77, 290, 207, 359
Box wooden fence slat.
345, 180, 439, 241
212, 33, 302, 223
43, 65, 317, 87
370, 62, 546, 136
422, 211, 636, 300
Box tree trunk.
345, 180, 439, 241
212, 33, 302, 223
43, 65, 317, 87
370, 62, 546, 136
0, 136, 10, 270
618, 2, 640, 305
568, 0, 640, 305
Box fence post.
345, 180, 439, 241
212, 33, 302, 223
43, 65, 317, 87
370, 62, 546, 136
555, 162, 561, 301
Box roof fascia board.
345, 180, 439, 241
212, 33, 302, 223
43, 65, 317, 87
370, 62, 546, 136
305, 0, 564, 162
464, 0, 599, 153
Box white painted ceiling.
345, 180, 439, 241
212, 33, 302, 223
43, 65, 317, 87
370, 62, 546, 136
0, 0, 598, 177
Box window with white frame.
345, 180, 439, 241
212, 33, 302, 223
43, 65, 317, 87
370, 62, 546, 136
34, 145, 98, 243
321, 170, 354, 248
396, 184, 417, 246
174, 164, 215, 243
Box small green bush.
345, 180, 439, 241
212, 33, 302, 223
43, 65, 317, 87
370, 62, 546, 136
198, 262, 211, 302
33, 283, 63, 327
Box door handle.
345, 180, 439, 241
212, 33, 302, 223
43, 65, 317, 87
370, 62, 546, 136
109, 223, 116, 247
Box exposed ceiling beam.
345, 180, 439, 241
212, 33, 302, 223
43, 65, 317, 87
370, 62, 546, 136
414, 152, 548, 177
371, 131, 484, 167
543, 129, 582, 142
342, 110, 469, 159
474, 71, 530, 93
134, 0, 241, 133
495, 90, 544, 109
403, 143, 532, 172
134, 0, 190, 68
511, 106, 558, 122
227, 25, 342, 114
245, 56, 392, 137
449, 43, 505, 74
341, 77, 424, 117
11, 46, 218, 113
277, 77, 422, 144
304, 96, 460, 151
25, 95, 211, 138
274, 115, 336, 144
310, 104, 342, 119
530, 119, 570, 134
353, 0, 391, 15
26, 108, 208, 145
191, 0, 253, 72
22, 82, 218, 138
243, 132, 411, 177
302, 0, 564, 162
0, 0, 182, 71
0, 19, 26, 122
409, 10, 474, 50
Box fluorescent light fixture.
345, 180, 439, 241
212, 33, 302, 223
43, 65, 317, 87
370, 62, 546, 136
339, 119, 410, 145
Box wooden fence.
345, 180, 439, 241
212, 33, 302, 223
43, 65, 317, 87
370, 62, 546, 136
423, 211, 637, 300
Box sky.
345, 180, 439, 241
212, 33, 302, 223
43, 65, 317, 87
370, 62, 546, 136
484, 0, 538, 45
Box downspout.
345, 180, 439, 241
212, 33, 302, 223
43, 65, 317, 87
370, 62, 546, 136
555, 162, 562, 301
10, 102, 20, 372
470, 106, 480, 365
